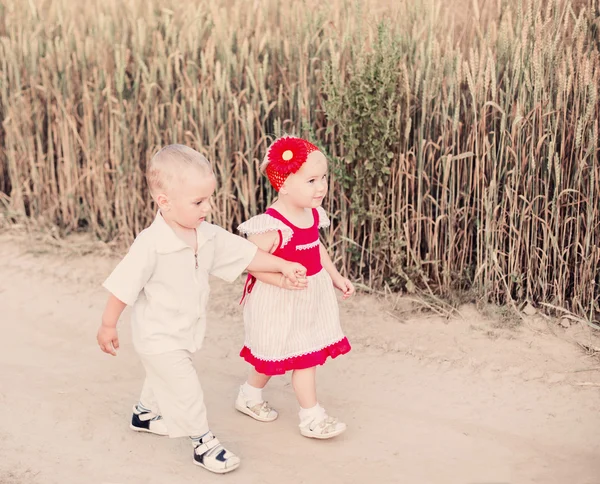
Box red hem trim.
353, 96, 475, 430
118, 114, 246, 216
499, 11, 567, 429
239, 337, 351, 375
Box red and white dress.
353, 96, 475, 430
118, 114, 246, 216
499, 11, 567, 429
238, 206, 351, 375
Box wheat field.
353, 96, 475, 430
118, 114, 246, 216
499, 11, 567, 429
0, 0, 598, 324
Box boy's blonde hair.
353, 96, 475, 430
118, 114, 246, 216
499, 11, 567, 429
146, 144, 213, 195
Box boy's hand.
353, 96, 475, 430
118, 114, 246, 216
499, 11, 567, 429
97, 324, 120, 356
333, 276, 355, 300
281, 262, 307, 284
280, 273, 308, 290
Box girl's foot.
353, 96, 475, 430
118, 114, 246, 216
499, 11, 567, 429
299, 405, 346, 439
193, 432, 240, 474
235, 386, 278, 422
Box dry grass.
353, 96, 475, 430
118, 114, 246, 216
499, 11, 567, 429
0, 0, 598, 324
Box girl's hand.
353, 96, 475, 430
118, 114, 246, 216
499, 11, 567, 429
281, 262, 307, 284
280, 273, 308, 290
97, 324, 119, 356
333, 276, 355, 300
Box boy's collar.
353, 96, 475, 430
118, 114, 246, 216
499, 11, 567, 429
152, 211, 213, 254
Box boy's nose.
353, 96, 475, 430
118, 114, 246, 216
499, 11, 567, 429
201, 202, 213, 217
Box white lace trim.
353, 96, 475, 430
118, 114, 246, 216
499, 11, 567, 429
237, 214, 294, 249
296, 239, 320, 251
243, 337, 347, 362
316, 206, 330, 229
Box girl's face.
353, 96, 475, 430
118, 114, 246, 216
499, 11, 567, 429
280, 151, 328, 209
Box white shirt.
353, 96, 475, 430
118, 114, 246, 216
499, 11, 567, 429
103, 212, 258, 355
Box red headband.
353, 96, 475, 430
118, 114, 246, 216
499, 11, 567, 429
265, 137, 319, 191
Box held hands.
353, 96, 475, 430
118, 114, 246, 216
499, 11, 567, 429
279, 272, 308, 290
97, 323, 120, 356
280, 262, 308, 290
332, 275, 355, 300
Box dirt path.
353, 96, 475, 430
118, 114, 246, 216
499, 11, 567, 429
1, 232, 599, 484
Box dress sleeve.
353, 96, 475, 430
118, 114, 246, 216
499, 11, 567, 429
316, 206, 331, 230
237, 214, 294, 249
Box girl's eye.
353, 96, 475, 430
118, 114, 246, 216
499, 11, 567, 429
308, 179, 315, 184
196, 200, 204, 205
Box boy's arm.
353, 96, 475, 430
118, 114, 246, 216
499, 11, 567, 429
97, 294, 127, 356
248, 232, 307, 290
210, 226, 306, 283
97, 233, 155, 356
102, 293, 127, 327
246, 245, 306, 281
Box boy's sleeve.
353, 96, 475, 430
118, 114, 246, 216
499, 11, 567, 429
210, 225, 259, 282
102, 233, 156, 306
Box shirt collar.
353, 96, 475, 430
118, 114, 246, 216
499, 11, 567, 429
152, 211, 213, 254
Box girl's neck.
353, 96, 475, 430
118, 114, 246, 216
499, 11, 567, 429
271, 198, 312, 227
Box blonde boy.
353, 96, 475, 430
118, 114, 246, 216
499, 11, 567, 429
97, 145, 306, 474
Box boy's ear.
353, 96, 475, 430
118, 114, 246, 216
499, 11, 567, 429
155, 193, 171, 211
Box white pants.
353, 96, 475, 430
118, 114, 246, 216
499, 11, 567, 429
137, 349, 209, 438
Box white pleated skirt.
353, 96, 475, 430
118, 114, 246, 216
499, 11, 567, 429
241, 269, 350, 375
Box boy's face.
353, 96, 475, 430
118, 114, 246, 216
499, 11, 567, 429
158, 166, 216, 229
281, 151, 328, 209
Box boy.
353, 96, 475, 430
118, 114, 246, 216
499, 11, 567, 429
97, 145, 306, 474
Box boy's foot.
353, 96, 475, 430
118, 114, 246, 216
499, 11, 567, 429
129, 405, 168, 436
234, 387, 278, 422
299, 414, 346, 440
193, 432, 241, 474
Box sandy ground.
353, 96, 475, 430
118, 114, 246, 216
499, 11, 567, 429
1, 230, 599, 484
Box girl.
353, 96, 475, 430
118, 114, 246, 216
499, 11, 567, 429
234, 136, 354, 439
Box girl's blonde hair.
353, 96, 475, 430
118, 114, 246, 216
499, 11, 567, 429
259, 152, 270, 174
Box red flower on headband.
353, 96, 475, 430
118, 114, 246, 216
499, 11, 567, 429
266, 137, 319, 191
268, 137, 308, 175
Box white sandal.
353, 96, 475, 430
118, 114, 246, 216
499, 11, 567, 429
299, 414, 347, 440
235, 388, 278, 422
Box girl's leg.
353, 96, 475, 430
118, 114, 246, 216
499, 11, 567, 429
235, 367, 278, 422
292, 366, 346, 440
291, 367, 317, 409
247, 368, 271, 389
